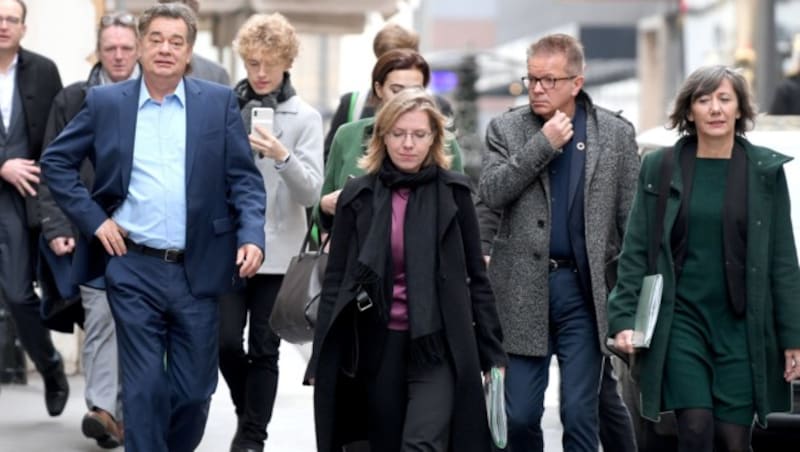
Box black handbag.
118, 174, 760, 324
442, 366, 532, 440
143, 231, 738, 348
269, 224, 330, 344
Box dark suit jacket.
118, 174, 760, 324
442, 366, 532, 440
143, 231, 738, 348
1, 48, 62, 164
40, 77, 266, 298
0, 48, 62, 222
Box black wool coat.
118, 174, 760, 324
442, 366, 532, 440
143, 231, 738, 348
306, 169, 507, 452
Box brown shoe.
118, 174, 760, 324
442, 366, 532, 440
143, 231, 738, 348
81, 409, 123, 449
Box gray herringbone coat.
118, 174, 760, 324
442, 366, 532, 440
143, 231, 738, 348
478, 93, 640, 356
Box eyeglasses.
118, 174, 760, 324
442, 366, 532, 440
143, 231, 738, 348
0, 15, 22, 26
521, 75, 577, 90
100, 12, 136, 29
386, 129, 434, 144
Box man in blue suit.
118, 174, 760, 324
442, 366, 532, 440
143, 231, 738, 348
40, 4, 266, 451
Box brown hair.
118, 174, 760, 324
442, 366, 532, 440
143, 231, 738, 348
527, 33, 585, 76
139, 2, 197, 46
158, 0, 199, 14
667, 65, 756, 136
371, 48, 430, 100
359, 88, 451, 174
373, 23, 419, 58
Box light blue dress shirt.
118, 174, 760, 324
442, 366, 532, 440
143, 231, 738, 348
113, 78, 187, 249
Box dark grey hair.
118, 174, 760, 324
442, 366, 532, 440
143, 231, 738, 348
138, 2, 197, 46
526, 33, 585, 76
668, 65, 756, 136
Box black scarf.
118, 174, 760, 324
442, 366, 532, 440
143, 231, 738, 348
670, 137, 748, 316
234, 72, 297, 132
355, 159, 445, 366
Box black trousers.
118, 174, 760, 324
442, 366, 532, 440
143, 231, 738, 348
0, 190, 61, 377
366, 330, 455, 452
218, 273, 283, 447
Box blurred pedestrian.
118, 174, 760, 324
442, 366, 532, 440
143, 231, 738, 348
609, 65, 800, 451
38, 10, 141, 448
478, 33, 640, 452
307, 88, 507, 452
0, 0, 68, 417
157, 0, 230, 85
218, 12, 323, 452
318, 48, 463, 231
41, 4, 266, 451
323, 23, 454, 163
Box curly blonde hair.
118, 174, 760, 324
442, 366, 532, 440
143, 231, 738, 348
233, 13, 299, 65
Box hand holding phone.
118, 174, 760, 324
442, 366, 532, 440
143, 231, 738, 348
251, 107, 274, 136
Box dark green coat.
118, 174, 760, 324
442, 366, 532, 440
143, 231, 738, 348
608, 136, 800, 425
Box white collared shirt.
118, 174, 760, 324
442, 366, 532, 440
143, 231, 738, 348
0, 53, 19, 130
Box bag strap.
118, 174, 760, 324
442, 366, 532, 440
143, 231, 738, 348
346, 91, 360, 123
647, 147, 674, 274
298, 219, 331, 256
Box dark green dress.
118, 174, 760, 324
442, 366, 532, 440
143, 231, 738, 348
662, 157, 754, 425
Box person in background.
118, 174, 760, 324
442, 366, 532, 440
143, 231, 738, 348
41, 4, 265, 451
323, 22, 454, 163
157, 0, 230, 85
38, 10, 141, 449
218, 12, 323, 452
479, 33, 640, 452
769, 36, 800, 115
307, 88, 506, 452
0, 0, 68, 417
609, 65, 800, 452
318, 48, 463, 231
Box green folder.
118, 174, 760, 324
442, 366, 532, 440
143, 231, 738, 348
484, 366, 507, 448
632, 274, 663, 348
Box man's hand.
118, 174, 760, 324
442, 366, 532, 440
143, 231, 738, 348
320, 189, 342, 215
541, 109, 573, 151
613, 329, 636, 355
236, 243, 264, 278
784, 348, 800, 382
249, 125, 289, 162
95, 219, 128, 256
0, 158, 40, 197
49, 236, 76, 256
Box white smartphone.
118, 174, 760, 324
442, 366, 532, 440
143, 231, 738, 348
251, 107, 274, 135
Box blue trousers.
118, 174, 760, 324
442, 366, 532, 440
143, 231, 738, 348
105, 252, 218, 452
506, 268, 603, 452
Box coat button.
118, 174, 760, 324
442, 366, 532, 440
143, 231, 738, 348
533, 253, 541, 260
538, 219, 545, 228
756, 220, 762, 226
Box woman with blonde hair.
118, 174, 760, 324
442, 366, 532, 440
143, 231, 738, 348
219, 12, 323, 452
306, 88, 506, 452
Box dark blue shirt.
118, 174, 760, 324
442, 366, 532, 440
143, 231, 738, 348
549, 104, 587, 258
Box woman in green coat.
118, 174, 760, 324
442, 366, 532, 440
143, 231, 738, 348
608, 65, 800, 451
317, 48, 463, 229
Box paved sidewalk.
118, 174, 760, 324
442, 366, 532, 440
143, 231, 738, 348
0, 343, 316, 452
1, 344, 564, 451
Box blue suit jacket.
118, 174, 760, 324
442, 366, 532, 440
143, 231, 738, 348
40, 77, 266, 298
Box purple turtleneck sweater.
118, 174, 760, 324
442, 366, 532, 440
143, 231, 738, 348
389, 188, 410, 331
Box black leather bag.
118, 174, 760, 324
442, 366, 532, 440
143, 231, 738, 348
270, 225, 329, 344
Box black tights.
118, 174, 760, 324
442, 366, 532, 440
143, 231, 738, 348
676, 408, 752, 452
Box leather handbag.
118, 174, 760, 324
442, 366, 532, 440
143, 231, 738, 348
269, 223, 330, 344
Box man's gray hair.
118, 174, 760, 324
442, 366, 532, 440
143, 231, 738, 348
527, 33, 585, 76
139, 2, 198, 46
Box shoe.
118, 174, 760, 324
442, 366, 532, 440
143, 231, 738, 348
230, 446, 262, 452
43, 362, 69, 417
82, 409, 123, 449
